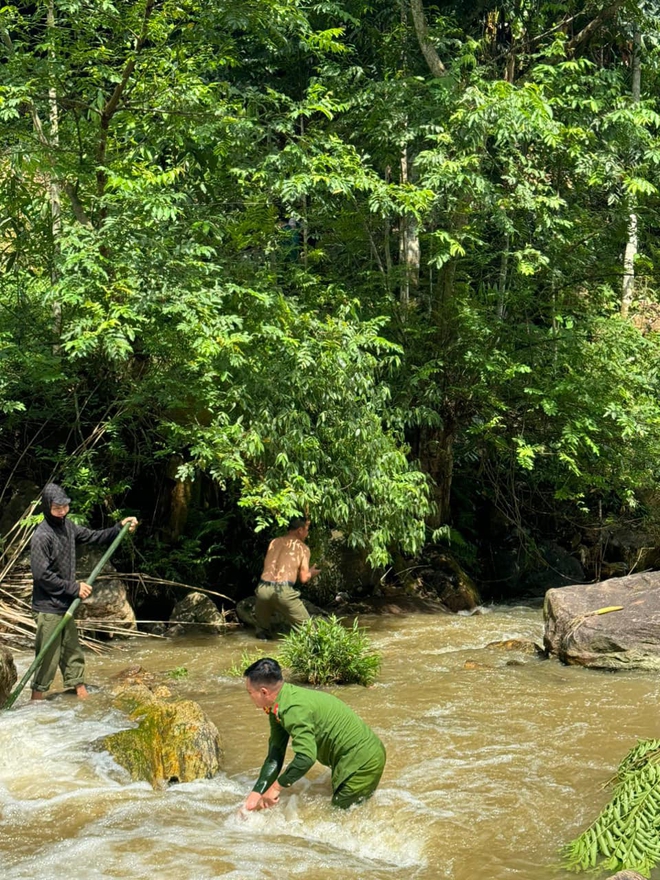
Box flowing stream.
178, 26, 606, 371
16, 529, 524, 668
2, 604, 658, 880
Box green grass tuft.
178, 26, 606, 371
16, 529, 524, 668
278, 615, 381, 686
225, 647, 274, 678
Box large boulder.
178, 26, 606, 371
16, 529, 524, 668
407, 552, 480, 612
308, 530, 379, 605
103, 678, 222, 788
544, 572, 660, 669
168, 591, 227, 635
75, 546, 136, 635
0, 645, 17, 705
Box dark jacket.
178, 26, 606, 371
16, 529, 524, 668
31, 483, 122, 614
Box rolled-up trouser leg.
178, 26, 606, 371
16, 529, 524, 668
332, 745, 387, 809
32, 612, 65, 693
60, 615, 85, 689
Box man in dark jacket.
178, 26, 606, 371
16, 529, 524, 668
30, 483, 138, 700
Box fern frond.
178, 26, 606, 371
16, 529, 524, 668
563, 739, 660, 877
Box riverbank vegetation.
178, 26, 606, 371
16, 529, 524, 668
3, 1, 660, 609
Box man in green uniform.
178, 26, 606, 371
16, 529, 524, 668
243, 657, 386, 810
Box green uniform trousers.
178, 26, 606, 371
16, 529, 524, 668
331, 742, 387, 809
32, 611, 85, 693
254, 581, 309, 638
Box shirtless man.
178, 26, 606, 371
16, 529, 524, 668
254, 516, 320, 640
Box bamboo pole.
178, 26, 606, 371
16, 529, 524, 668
3, 522, 131, 710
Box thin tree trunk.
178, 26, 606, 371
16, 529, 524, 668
399, 146, 420, 307
621, 26, 641, 319
497, 233, 509, 320
46, 0, 63, 342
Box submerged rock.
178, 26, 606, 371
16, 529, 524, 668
169, 591, 227, 635
486, 639, 545, 656
544, 572, 660, 669
103, 683, 222, 788
0, 645, 17, 705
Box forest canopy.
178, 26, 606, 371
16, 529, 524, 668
2, 0, 660, 587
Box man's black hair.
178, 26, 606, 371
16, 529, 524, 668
288, 515, 309, 532
244, 657, 283, 687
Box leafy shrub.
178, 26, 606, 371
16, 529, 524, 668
278, 615, 381, 686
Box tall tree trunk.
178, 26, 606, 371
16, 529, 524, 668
621, 26, 641, 319
47, 0, 62, 342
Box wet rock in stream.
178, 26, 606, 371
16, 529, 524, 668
0, 645, 17, 704
544, 571, 660, 669
101, 666, 222, 788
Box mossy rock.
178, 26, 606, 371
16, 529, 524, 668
104, 693, 222, 788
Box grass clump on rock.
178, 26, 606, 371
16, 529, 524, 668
279, 615, 381, 686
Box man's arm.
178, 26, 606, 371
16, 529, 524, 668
73, 516, 138, 546
298, 544, 321, 585
259, 708, 317, 807
245, 714, 289, 811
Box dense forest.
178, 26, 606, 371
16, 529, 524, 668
2, 0, 660, 603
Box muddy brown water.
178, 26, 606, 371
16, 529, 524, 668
1, 605, 657, 880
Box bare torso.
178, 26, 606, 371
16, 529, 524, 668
261, 535, 309, 583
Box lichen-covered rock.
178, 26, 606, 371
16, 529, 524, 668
75, 546, 136, 635
0, 645, 17, 705
104, 692, 222, 788
169, 591, 227, 634
544, 572, 660, 669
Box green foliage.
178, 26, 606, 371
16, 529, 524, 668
225, 648, 273, 678
4, 0, 660, 589
278, 615, 381, 686
564, 739, 660, 877
166, 666, 189, 680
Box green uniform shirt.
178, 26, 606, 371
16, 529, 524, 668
252, 682, 385, 795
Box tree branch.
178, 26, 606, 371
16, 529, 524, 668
567, 0, 626, 51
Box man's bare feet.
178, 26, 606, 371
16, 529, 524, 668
75, 684, 89, 700
30, 690, 44, 701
